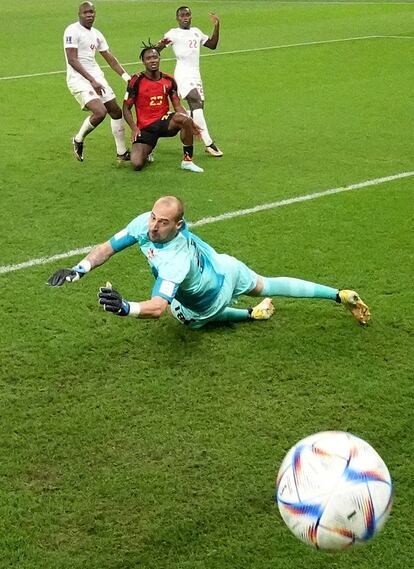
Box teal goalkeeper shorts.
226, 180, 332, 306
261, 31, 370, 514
170, 254, 258, 329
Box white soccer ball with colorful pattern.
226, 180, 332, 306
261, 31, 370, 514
276, 431, 393, 550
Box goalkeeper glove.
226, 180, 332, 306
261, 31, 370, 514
98, 283, 130, 316
47, 261, 91, 287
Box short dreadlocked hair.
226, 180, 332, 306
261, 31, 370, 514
139, 39, 159, 61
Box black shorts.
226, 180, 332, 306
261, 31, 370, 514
133, 113, 180, 149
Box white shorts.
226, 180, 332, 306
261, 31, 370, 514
176, 77, 205, 101
67, 77, 116, 109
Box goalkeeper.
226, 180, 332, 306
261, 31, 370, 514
47, 196, 370, 327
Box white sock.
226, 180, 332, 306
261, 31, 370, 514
75, 117, 95, 142
192, 108, 213, 146
111, 118, 127, 155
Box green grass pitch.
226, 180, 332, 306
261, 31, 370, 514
0, 1, 413, 567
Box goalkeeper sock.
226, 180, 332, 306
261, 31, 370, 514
212, 307, 251, 323
110, 118, 127, 155
261, 277, 338, 300
75, 117, 95, 142
192, 108, 213, 146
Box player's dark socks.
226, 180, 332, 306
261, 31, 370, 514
183, 145, 194, 160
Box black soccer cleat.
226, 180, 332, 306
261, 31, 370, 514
117, 150, 131, 163
205, 142, 223, 157
72, 137, 84, 162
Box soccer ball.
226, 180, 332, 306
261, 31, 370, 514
276, 431, 393, 550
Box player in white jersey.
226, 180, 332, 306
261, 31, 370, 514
156, 6, 223, 158
64, 2, 131, 163
48, 196, 371, 328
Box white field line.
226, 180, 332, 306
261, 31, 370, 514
191, 171, 414, 227
0, 246, 95, 276
269, 2, 414, 4
383, 35, 414, 39
1, 170, 413, 276
0, 35, 411, 82
98, 1, 414, 4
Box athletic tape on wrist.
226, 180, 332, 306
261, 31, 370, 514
128, 302, 141, 317
73, 259, 91, 274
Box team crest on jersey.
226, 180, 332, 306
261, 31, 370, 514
147, 248, 155, 260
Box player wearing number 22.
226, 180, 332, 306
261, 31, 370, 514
156, 6, 223, 157
123, 46, 203, 172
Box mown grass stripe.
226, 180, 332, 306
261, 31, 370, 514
1, 170, 412, 275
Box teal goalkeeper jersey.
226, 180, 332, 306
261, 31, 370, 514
109, 212, 225, 312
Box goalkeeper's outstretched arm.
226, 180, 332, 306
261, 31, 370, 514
98, 284, 169, 319
47, 241, 115, 287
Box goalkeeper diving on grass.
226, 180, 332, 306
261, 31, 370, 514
47, 196, 370, 327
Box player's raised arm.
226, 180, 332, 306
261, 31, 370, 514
203, 13, 220, 50
154, 37, 172, 53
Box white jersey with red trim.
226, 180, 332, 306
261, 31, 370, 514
163, 26, 209, 84
63, 22, 109, 88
